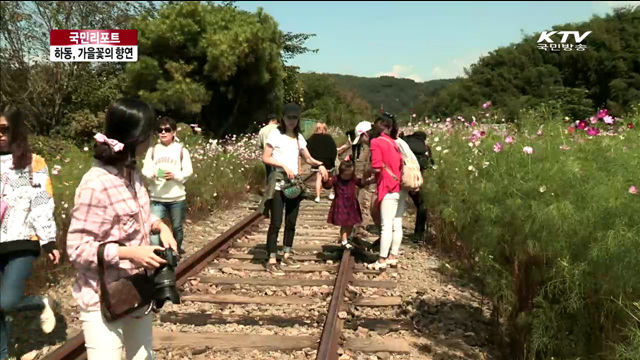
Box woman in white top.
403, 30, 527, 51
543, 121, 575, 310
262, 103, 328, 275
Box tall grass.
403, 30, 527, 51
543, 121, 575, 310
407, 104, 640, 359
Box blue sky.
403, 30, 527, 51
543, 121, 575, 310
234, 1, 639, 81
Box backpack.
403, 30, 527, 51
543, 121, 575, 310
151, 145, 184, 169
402, 135, 433, 171
380, 137, 423, 192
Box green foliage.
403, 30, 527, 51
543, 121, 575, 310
299, 73, 372, 129
56, 110, 105, 147
420, 7, 640, 120
0, 1, 155, 134
282, 32, 318, 61
616, 303, 640, 360
124, 1, 286, 137
316, 74, 455, 116
420, 105, 640, 359
283, 65, 305, 106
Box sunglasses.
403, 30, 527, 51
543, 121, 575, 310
157, 126, 173, 134
0, 125, 8, 135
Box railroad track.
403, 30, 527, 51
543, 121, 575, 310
44, 151, 412, 360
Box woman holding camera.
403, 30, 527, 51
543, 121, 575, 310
66, 98, 177, 360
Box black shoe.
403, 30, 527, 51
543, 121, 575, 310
370, 238, 381, 252
178, 248, 186, 255
411, 233, 425, 243
281, 256, 301, 269
266, 262, 285, 275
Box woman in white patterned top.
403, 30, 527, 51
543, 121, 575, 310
0, 105, 60, 360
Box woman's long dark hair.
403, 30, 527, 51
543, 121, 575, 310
375, 112, 399, 139
1, 105, 32, 170
94, 98, 156, 169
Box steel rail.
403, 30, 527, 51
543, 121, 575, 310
316, 248, 354, 360
316, 153, 366, 360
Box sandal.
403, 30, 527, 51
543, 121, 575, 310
386, 258, 398, 268
366, 261, 387, 271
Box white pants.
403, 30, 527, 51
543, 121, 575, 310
379, 191, 407, 258
80, 308, 154, 360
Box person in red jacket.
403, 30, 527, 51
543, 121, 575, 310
366, 113, 406, 271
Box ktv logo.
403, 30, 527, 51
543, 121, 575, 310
536, 30, 592, 52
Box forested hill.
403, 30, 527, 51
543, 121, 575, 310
416, 6, 640, 120
299, 73, 456, 115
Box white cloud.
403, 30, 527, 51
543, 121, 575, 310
428, 52, 485, 80
376, 65, 423, 82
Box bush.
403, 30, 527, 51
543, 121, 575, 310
55, 110, 105, 147
416, 104, 640, 359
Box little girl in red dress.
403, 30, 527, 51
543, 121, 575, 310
323, 159, 374, 249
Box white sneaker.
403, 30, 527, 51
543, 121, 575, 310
40, 297, 56, 334
329, 193, 335, 200
314, 197, 321, 203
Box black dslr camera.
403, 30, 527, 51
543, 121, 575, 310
152, 248, 181, 309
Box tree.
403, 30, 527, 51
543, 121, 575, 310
124, 1, 286, 137
420, 7, 640, 120
299, 72, 372, 128
0, 1, 156, 135
281, 32, 318, 108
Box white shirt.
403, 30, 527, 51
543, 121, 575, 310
141, 142, 193, 202
266, 130, 307, 175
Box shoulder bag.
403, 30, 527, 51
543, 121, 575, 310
97, 242, 155, 322
96, 178, 155, 322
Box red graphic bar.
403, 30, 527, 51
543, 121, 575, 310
50, 30, 138, 46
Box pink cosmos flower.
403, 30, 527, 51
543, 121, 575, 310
505, 136, 515, 144
493, 142, 503, 153
590, 116, 598, 124
628, 123, 635, 129
630, 186, 638, 195
603, 115, 614, 125
523, 146, 533, 154
586, 127, 600, 136
597, 109, 609, 118
482, 101, 492, 109
568, 126, 576, 133
577, 120, 588, 130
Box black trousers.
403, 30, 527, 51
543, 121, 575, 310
266, 190, 302, 255
351, 143, 362, 160
409, 190, 427, 235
